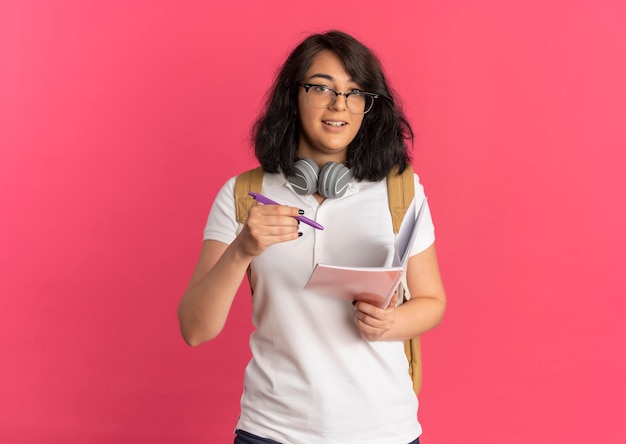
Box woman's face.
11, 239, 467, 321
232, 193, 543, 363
296, 50, 365, 164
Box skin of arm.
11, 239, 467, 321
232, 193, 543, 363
354, 243, 446, 342
177, 204, 301, 346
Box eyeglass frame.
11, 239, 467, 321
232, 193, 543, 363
297, 83, 379, 114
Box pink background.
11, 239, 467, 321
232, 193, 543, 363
2, 1, 625, 442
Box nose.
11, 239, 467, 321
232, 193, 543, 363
329, 92, 348, 111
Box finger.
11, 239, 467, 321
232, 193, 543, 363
251, 203, 304, 219
355, 300, 385, 318
249, 208, 298, 224
354, 317, 386, 341
248, 206, 299, 228
242, 209, 302, 253
355, 309, 388, 329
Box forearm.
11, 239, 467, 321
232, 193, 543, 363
382, 243, 446, 341
380, 296, 446, 341
178, 239, 252, 346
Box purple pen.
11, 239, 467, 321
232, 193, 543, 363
248, 192, 325, 230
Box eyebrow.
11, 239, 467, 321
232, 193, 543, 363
307, 73, 355, 84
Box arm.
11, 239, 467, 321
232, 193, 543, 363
177, 204, 302, 346
354, 243, 446, 341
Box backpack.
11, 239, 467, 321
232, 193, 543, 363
233, 166, 422, 395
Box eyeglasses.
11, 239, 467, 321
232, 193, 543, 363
297, 83, 379, 114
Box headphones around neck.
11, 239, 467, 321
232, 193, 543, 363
287, 158, 353, 198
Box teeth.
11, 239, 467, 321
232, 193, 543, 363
324, 121, 346, 126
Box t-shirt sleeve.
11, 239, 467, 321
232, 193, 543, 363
203, 176, 239, 244
410, 172, 436, 256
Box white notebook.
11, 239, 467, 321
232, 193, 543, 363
304, 198, 427, 308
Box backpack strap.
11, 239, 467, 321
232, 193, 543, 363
234, 166, 264, 224
404, 325, 422, 394
387, 165, 422, 395
386, 165, 415, 235
233, 166, 264, 296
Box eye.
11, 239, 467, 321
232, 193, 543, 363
311, 84, 330, 93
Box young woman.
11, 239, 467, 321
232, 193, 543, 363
178, 30, 446, 444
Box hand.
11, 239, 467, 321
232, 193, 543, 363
235, 203, 301, 258
353, 293, 399, 341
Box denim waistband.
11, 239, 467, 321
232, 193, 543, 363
234, 429, 420, 444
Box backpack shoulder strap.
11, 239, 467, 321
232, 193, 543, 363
386, 164, 422, 395
233, 166, 264, 295
234, 166, 264, 224
386, 165, 415, 234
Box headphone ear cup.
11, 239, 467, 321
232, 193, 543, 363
288, 158, 319, 195
318, 162, 353, 198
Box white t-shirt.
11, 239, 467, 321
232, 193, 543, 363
204, 171, 435, 444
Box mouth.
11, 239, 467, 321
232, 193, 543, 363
323, 120, 347, 127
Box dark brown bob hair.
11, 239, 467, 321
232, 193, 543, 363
252, 30, 414, 181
